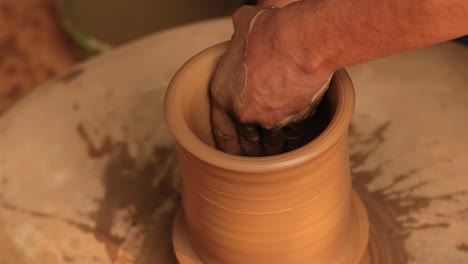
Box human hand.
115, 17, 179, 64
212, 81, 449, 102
210, 5, 334, 156
257, 0, 299, 8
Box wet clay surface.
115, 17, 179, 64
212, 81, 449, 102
351, 121, 468, 263
77, 123, 179, 263
346, 41, 468, 262
351, 123, 411, 263
0, 18, 467, 263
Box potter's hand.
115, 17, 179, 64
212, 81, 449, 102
210, 0, 468, 156
257, 0, 298, 7
210, 5, 333, 156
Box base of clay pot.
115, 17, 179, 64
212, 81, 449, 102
172, 191, 373, 264
360, 206, 405, 264
360, 225, 398, 264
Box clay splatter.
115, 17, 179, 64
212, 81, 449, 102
456, 242, 468, 253
76, 123, 114, 158
62, 255, 75, 262
0, 201, 94, 235
350, 121, 467, 262
77, 122, 180, 263
72, 102, 80, 111
455, 207, 468, 220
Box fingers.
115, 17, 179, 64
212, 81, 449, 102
284, 121, 311, 152
211, 104, 241, 155
212, 103, 286, 157
235, 122, 288, 157
260, 127, 286, 156
211, 99, 331, 156
284, 96, 332, 152
210, 104, 322, 156
211, 105, 328, 157
234, 122, 263, 157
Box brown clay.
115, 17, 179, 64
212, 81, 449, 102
165, 43, 370, 264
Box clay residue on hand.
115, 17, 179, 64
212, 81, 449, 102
76, 122, 180, 263
213, 93, 333, 157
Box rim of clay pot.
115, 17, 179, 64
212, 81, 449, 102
165, 42, 355, 173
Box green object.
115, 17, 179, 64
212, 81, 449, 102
59, 0, 111, 55
58, 0, 243, 55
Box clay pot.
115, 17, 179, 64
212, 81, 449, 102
165, 43, 369, 264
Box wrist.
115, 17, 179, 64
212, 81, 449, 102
270, 2, 340, 74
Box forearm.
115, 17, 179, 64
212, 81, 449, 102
271, 0, 468, 71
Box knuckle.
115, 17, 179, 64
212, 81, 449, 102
236, 108, 253, 124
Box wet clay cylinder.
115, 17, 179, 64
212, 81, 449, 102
165, 43, 369, 264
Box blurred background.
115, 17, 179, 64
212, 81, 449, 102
0, 0, 259, 115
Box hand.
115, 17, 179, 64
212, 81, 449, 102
257, 0, 299, 8
210, 5, 334, 156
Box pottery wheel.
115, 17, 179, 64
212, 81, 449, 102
0, 18, 467, 264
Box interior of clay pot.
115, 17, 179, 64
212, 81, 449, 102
165, 42, 355, 171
